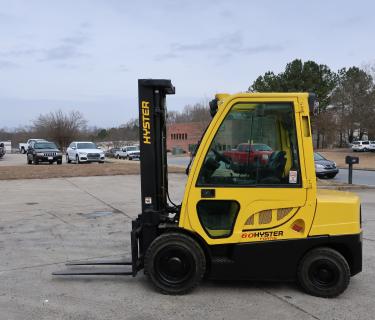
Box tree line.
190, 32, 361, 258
250, 59, 375, 148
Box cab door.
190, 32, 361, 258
180, 96, 316, 246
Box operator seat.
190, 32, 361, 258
259, 150, 287, 183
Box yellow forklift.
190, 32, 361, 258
54, 79, 362, 298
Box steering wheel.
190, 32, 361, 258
212, 149, 231, 165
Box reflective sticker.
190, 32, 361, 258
289, 170, 297, 184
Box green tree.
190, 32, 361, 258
97, 128, 108, 140
250, 59, 337, 148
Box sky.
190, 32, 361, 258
0, 0, 374, 129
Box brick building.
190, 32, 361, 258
167, 122, 208, 154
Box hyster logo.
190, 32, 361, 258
142, 101, 151, 144
241, 230, 283, 241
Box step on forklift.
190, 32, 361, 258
54, 79, 362, 298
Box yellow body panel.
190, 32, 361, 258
178, 92, 360, 246
310, 189, 361, 236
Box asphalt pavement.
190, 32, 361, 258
0, 174, 374, 320
334, 168, 375, 186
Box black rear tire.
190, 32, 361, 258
66, 154, 71, 163
298, 247, 350, 298
27, 157, 32, 165
145, 232, 206, 295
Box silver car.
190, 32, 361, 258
314, 152, 339, 179
66, 141, 105, 164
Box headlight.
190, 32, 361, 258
79, 152, 87, 155
36, 152, 44, 156
315, 164, 324, 169
56, 152, 62, 156
333, 161, 337, 167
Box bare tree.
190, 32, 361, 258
167, 103, 211, 124
33, 110, 87, 150
331, 67, 375, 144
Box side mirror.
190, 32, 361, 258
72, 146, 76, 150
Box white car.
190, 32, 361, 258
66, 141, 105, 164
115, 145, 140, 160
368, 141, 375, 152
351, 140, 370, 152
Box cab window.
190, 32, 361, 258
197, 102, 301, 187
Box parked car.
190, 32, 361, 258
368, 141, 375, 152
105, 148, 121, 158
0, 142, 5, 159
19, 139, 47, 154
27, 141, 63, 165
223, 143, 273, 165
351, 140, 370, 152
115, 145, 140, 160
66, 141, 105, 164
314, 152, 339, 179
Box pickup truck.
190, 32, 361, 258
115, 145, 140, 160
223, 143, 273, 165
19, 139, 47, 154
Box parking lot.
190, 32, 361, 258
0, 174, 374, 320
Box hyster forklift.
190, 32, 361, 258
54, 79, 362, 298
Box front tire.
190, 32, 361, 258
145, 233, 206, 295
76, 155, 80, 164
298, 247, 350, 298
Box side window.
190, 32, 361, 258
197, 102, 301, 187
197, 200, 239, 238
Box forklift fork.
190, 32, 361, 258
53, 221, 141, 277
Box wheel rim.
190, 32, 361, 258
308, 259, 339, 288
154, 245, 195, 286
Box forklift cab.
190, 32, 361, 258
181, 94, 316, 244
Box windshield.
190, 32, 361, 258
314, 152, 325, 161
127, 146, 139, 151
77, 143, 97, 149
34, 142, 58, 149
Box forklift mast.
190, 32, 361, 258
138, 79, 175, 213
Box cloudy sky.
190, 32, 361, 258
1, 0, 374, 128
